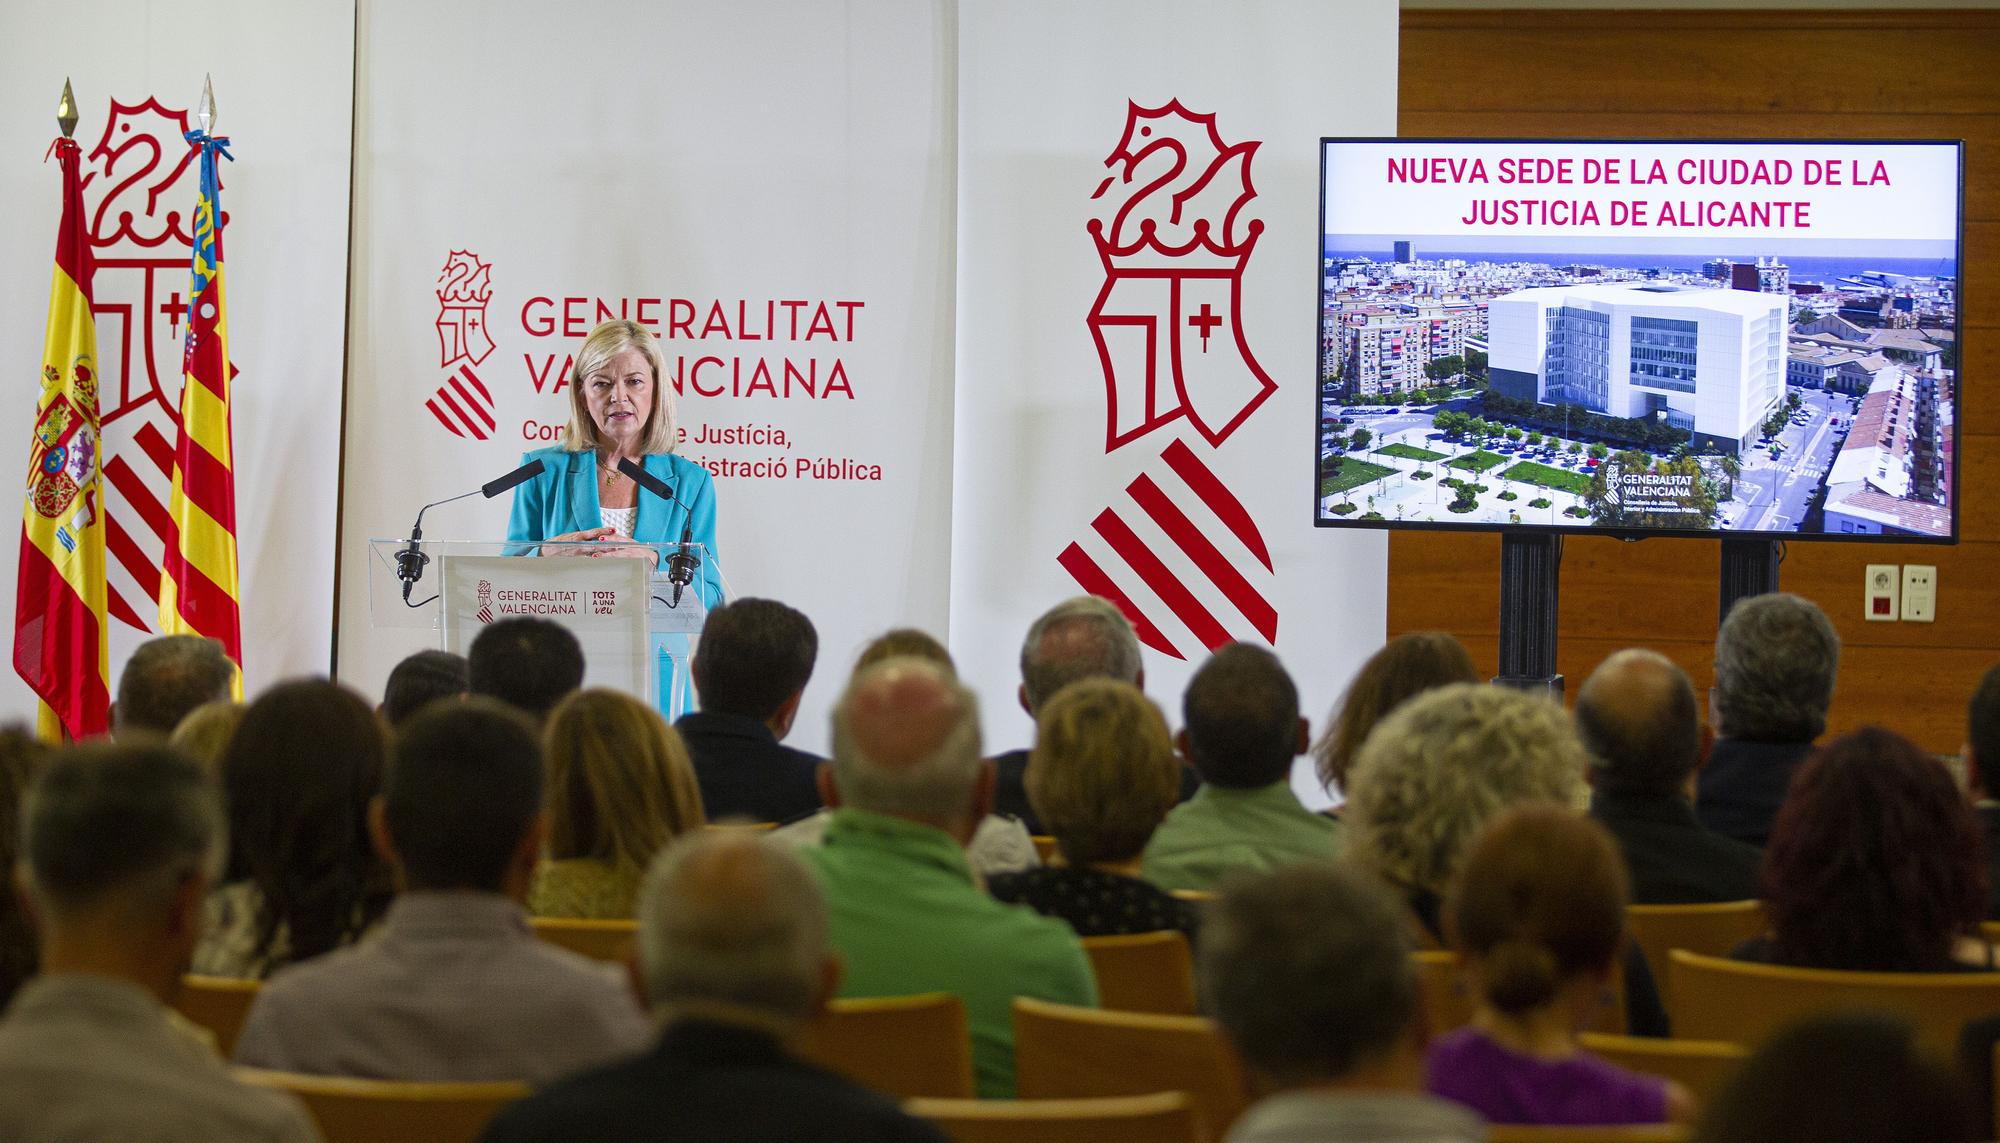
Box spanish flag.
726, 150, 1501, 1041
157, 129, 242, 681
14, 136, 110, 740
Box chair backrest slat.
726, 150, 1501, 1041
235, 1068, 525, 1143
797, 992, 976, 1100
907, 1092, 1201, 1143
174, 975, 262, 1059
1670, 949, 2000, 1058
1012, 996, 1248, 1141
1081, 931, 1198, 1016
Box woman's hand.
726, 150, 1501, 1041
592, 541, 661, 569
541, 526, 616, 558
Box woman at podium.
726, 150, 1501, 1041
505, 318, 720, 608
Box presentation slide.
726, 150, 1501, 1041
1316, 139, 1961, 541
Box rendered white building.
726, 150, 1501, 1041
1487, 282, 1788, 454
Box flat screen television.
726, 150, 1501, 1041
1315, 138, 1962, 542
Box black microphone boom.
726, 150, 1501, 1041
616, 457, 702, 606
397, 458, 547, 606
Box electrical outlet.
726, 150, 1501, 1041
1901, 564, 1936, 622
1865, 564, 1900, 622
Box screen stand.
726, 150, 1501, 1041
1718, 538, 1781, 626
1495, 532, 1563, 699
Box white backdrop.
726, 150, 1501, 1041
952, 0, 1397, 804
0, 1, 353, 717
336, 1, 958, 751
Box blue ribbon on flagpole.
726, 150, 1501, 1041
181, 130, 233, 344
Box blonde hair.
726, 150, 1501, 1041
1026, 679, 1181, 866
544, 689, 705, 870
1342, 683, 1588, 898
560, 319, 678, 455
168, 700, 245, 779
855, 628, 956, 678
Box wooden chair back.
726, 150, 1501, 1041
1488, 1127, 1690, 1142
1624, 900, 1764, 1011
174, 974, 262, 1058
1414, 951, 1624, 1037
235, 1069, 525, 1143
1082, 931, 1198, 1015
528, 916, 638, 963
1167, 889, 1214, 904
1030, 835, 1061, 864
1669, 949, 2000, 1058
1011, 997, 1248, 1140
908, 1092, 1201, 1143
1577, 1032, 1747, 1103
797, 992, 976, 1099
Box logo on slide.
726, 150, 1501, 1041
429, 251, 498, 440
1065, 101, 1279, 660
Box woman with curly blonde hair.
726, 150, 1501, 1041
531, 689, 706, 918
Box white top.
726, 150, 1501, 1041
598, 506, 637, 537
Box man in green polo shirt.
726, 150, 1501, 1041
803, 656, 1097, 1098
1142, 644, 1341, 892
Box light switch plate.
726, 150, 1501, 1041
1901, 564, 1936, 622
1865, 563, 1899, 622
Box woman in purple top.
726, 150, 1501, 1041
1425, 805, 1693, 1127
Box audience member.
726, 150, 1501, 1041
1578, 650, 1760, 904
994, 596, 1195, 833
1344, 683, 1668, 1037
193, 680, 392, 979
803, 657, 1096, 1098
532, 689, 706, 918
0, 743, 317, 1141
855, 627, 955, 676
1697, 593, 1839, 846
1735, 727, 1988, 972
0, 727, 48, 1010
1963, 662, 2000, 918
380, 648, 470, 726
167, 700, 243, 778
1704, 1014, 1977, 1143
677, 598, 824, 824
987, 680, 1197, 938
1428, 805, 1690, 1126
113, 634, 235, 739
1142, 644, 1337, 892
481, 832, 948, 1143
468, 616, 586, 724
1203, 863, 1483, 1143
234, 699, 648, 1081
1312, 631, 1478, 804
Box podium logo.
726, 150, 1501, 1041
1064, 101, 1279, 660
429, 251, 499, 440
475, 578, 493, 624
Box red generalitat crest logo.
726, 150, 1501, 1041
78, 97, 220, 634
475, 578, 493, 624
429, 251, 498, 440
1064, 101, 1278, 661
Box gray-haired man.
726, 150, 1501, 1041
0, 744, 319, 1142
480, 832, 946, 1143
1696, 593, 1840, 846
1203, 864, 1483, 1143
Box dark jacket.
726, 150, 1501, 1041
676, 710, 824, 825
1591, 790, 1762, 905
479, 1019, 947, 1143
1695, 737, 1818, 848
1980, 804, 2000, 921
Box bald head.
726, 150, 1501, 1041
829, 657, 984, 824
637, 831, 830, 1031
1576, 649, 1702, 798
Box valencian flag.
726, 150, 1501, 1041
15, 131, 111, 739
157, 123, 243, 681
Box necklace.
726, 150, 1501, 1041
598, 459, 628, 484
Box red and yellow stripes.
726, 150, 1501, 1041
14, 138, 110, 739
158, 133, 242, 686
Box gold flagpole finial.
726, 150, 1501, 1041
196, 73, 216, 135
57, 78, 77, 139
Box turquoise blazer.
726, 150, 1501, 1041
504, 445, 723, 607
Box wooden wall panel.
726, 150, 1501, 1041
1390, 9, 2000, 754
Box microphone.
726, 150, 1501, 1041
616, 457, 702, 606
397, 458, 547, 605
